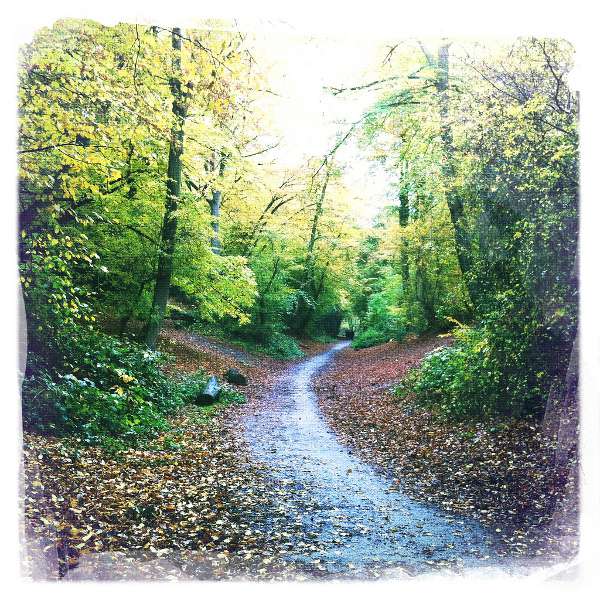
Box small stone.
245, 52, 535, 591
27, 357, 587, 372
225, 368, 248, 386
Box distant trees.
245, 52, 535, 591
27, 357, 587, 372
19, 20, 361, 369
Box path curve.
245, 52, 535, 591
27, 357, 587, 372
242, 341, 500, 578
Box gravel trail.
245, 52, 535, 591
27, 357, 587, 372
242, 341, 501, 577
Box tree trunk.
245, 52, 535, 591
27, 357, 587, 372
209, 189, 221, 254
197, 375, 221, 404
145, 28, 186, 349
208, 154, 226, 255
436, 43, 476, 306
398, 190, 410, 289
541, 330, 579, 554
306, 163, 331, 266
293, 162, 331, 335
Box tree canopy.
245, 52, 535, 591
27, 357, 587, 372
18, 23, 578, 442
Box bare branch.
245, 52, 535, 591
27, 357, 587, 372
242, 141, 281, 158
324, 76, 401, 96
382, 43, 400, 67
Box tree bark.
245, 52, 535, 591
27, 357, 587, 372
208, 154, 226, 255
306, 162, 331, 271
398, 189, 410, 289
197, 375, 221, 404
145, 28, 186, 348
293, 162, 331, 335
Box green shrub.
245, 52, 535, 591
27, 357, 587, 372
393, 367, 420, 400
403, 315, 554, 420
419, 348, 491, 419
352, 328, 391, 350
22, 327, 248, 448
22, 326, 184, 447
172, 370, 209, 404
219, 385, 246, 405
257, 332, 304, 359
351, 280, 410, 349
406, 326, 500, 419
311, 334, 339, 344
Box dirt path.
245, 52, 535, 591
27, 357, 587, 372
241, 341, 503, 577
314, 338, 579, 569
23, 333, 570, 581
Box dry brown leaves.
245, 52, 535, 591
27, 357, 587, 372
21, 330, 309, 581
314, 336, 578, 563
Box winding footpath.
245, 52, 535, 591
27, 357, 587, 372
242, 341, 502, 578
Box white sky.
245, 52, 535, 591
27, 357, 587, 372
248, 26, 395, 226
15, 17, 396, 226
9, 16, 590, 229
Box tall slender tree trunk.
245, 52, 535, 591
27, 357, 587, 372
306, 162, 331, 271
293, 161, 331, 335
398, 190, 410, 289
209, 189, 221, 254
436, 43, 476, 306
208, 154, 226, 255
145, 28, 186, 348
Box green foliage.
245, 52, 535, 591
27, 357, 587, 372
358, 38, 577, 419
21, 325, 248, 448
228, 331, 305, 360
22, 327, 184, 446
405, 300, 573, 420
219, 385, 247, 405
173, 371, 209, 404
352, 328, 392, 350
406, 327, 499, 419
20, 228, 99, 335
351, 274, 408, 349
392, 367, 420, 400
257, 332, 304, 359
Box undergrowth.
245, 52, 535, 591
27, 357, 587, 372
22, 326, 245, 450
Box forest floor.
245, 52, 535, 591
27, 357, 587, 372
21, 330, 331, 581
21, 331, 578, 581
314, 337, 579, 564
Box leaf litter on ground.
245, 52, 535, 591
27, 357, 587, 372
313, 336, 578, 564
21, 331, 577, 580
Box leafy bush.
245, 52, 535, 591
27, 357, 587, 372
192, 321, 305, 360
311, 334, 339, 344
351, 280, 409, 349
172, 370, 208, 404
392, 367, 420, 400
352, 328, 392, 350
401, 305, 570, 419
407, 327, 500, 419
219, 385, 246, 405
22, 326, 184, 447
22, 325, 248, 448
256, 332, 304, 359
